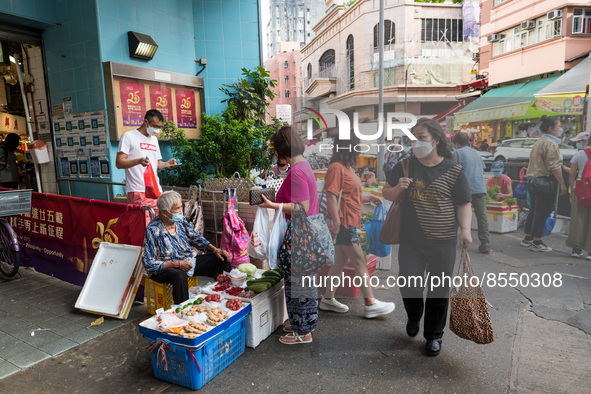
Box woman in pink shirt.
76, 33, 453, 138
260, 126, 319, 345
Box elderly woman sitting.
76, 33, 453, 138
142, 191, 231, 304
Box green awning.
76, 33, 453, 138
455, 77, 559, 125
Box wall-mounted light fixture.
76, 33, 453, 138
128, 31, 158, 61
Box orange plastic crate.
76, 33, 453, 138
145, 276, 199, 314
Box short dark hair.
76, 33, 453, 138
413, 118, 453, 159
539, 115, 559, 133
270, 126, 306, 161
330, 133, 360, 167
452, 132, 470, 147
145, 109, 164, 122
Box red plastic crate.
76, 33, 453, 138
316, 255, 378, 298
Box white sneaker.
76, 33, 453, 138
363, 299, 395, 319
319, 296, 349, 313
529, 242, 552, 252
571, 249, 584, 258
586, 255, 591, 261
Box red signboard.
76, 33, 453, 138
175, 89, 197, 128
120, 81, 146, 127
149, 86, 173, 120
9, 192, 147, 287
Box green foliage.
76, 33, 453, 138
158, 119, 214, 187
502, 197, 517, 206
220, 66, 277, 126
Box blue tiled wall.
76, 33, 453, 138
0, 0, 56, 26
194, 0, 261, 115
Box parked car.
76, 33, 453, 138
478, 150, 494, 171
493, 138, 577, 163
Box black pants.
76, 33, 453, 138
1, 182, 18, 189
150, 254, 231, 304
398, 240, 456, 341
524, 186, 556, 238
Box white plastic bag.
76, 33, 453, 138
248, 207, 270, 260
267, 204, 288, 269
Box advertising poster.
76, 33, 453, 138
149, 86, 173, 120
175, 89, 197, 128
79, 158, 89, 178
90, 157, 100, 178
60, 157, 70, 177
120, 81, 146, 126
99, 158, 110, 178
69, 159, 78, 178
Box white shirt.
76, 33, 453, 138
117, 129, 162, 193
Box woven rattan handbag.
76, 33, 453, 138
449, 248, 494, 344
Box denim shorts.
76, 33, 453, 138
335, 225, 360, 246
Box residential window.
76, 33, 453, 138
421, 18, 463, 42
307, 63, 312, 80
373, 68, 396, 88
319, 49, 335, 77
346, 35, 354, 91
285, 75, 289, 83
572, 8, 591, 34
285, 89, 290, 98
493, 0, 509, 5
284, 61, 289, 69
373, 20, 395, 52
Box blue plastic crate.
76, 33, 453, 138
145, 315, 246, 390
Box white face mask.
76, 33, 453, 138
412, 140, 435, 159
146, 125, 161, 136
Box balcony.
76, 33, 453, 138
304, 64, 337, 97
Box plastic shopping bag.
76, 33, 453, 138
365, 202, 391, 257
144, 164, 161, 199
248, 207, 270, 260
267, 204, 288, 269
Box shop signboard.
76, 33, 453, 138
149, 86, 173, 120
455, 103, 529, 125
533, 95, 585, 114
120, 81, 146, 126
7, 190, 146, 287
175, 89, 197, 128
276, 104, 292, 124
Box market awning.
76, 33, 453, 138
533, 57, 589, 114
454, 77, 559, 125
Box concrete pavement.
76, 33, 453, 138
0, 229, 590, 393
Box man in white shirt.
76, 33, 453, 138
116, 109, 177, 218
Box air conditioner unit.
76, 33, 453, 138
487, 34, 500, 42
472, 52, 480, 61
547, 10, 563, 20
521, 20, 535, 30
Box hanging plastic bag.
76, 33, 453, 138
248, 207, 270, 260
267, 204, 288, 269
144, 164, 161, 199
365, 202, 391, 257
221, 189, 250, 268
513, 167, 528, 200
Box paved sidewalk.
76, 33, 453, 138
0, 229, 590, 393
0, 268, 145, 379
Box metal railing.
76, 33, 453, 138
57, 178, 126, 202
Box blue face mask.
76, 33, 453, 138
364, 171, 369, 175
492, 170, 502, 177
171, 212, 184, 222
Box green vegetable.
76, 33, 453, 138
237, 263, 257, 277
262, 270, 281, 279
369, 182, 380, 188
183, 304, 191, 309
175, 307, 182, 313
502, 197, 517, 206
487, 185, 500, 199
273, 268, 284, 278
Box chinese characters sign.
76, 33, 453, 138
175, 89, 197, 128
120, 81, 146, 126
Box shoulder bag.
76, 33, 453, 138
379, 159, 408, 245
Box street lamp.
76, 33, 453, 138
404, 68, 416, 113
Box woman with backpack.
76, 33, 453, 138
259, 126, 319, 345
567, 136, 591, 260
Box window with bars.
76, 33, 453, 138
491, 16, 562, 57
285, 75, 289, 83
285, 89, 290, 98
573, 8, 591, 34
346, 35, 354, 90
284, 61, 289, 69
319, 49, 335, 77
421, 19, 463, 42
307, 63, 312, 80
373, 20, 395, 52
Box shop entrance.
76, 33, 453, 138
0, 23, 55, 193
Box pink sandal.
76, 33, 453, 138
279, 332, 312, 345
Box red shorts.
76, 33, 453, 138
127, 192, 159, 225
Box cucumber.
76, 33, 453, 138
246, 283, 271, 293
262, 270, 281, 279
248, 278, 278, 287
273, 268, 284, 278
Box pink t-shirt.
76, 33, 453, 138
275, 160, 319, 219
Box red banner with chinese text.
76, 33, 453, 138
8, 191, 147, 287
120, 81, 146, 126
149, 86, 173, 120
175, 89, 197, 128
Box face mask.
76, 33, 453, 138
279, 168, 288, 174
146, 125, 161, 136
412, 140, 434, 159
364, 171, 369, 175
492, 171, 502, 177
170, 212, 184, 222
